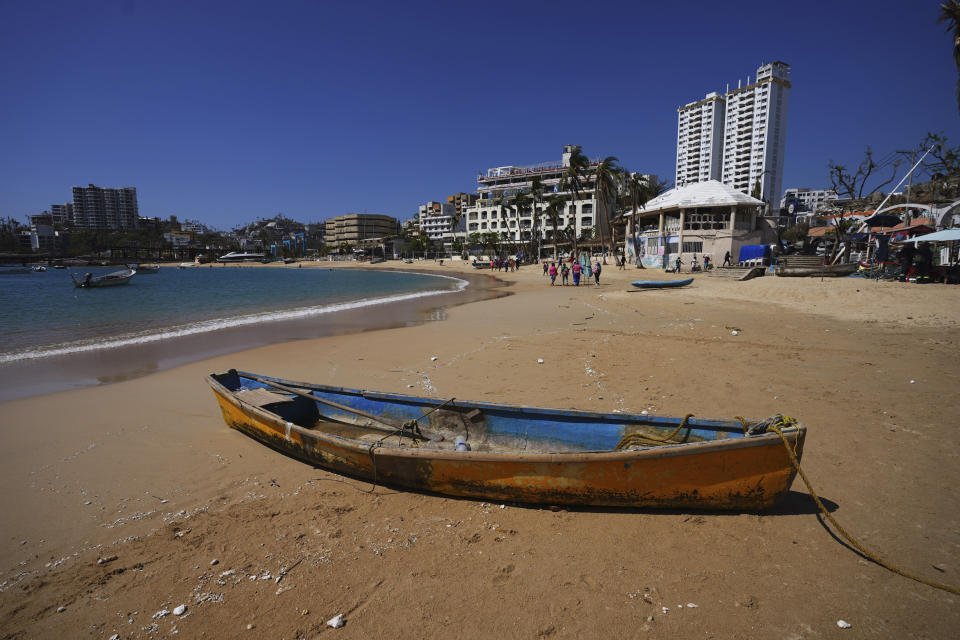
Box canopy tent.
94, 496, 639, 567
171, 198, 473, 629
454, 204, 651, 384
901, 229, 960, 243
738, 244, 771, 262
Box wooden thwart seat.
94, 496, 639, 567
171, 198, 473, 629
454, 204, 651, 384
235, 388, 295, 407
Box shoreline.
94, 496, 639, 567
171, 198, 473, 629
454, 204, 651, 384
1, 263, 958, 638
0, 265, 508, 402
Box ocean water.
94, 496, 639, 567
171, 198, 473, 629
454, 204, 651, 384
0, 266, 466, 364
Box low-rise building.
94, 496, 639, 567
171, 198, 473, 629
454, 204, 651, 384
625, 180, 772, 268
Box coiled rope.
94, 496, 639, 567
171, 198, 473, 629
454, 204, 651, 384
740, 416, 960, 597
616, 413, 696, 449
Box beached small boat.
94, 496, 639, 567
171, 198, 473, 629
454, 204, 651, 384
71, 268, 136, 288
208, 370, 806, 510
631, 278, 694, 289
775, 263, 859, 277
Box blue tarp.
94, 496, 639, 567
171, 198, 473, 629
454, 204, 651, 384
738, 244, 770, 262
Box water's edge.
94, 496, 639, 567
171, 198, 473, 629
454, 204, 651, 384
0, 269, 509, 403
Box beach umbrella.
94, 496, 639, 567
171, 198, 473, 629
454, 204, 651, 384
900, 229, 960, 243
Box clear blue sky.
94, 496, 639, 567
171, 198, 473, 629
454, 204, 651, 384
1, 0, 957, 229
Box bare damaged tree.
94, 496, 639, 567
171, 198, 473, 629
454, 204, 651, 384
828, 148, 902, 200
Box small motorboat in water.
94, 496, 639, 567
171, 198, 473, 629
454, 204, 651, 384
71, 268, 136, 288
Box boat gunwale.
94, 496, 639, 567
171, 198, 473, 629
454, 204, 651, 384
208, 373, 805, 464
235, 370, 749, 432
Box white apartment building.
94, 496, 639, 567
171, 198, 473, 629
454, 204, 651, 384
676, 62, 791, 209
780, 188, 838, 215
464, 145, 610, 246
676, 92, 725, 186
416, 201, 462, 242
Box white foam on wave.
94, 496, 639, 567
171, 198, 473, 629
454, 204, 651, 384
0, 273, 468, 364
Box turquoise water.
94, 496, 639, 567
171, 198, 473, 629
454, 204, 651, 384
0, 266, 465, 363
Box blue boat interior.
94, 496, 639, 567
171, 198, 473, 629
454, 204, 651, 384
213, 370, 751, 453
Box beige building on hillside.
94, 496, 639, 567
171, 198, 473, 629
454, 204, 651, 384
325, 214, 399, 247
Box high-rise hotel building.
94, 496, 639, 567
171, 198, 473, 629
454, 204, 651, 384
676, 61, 791, 207
71, 184, 139, 230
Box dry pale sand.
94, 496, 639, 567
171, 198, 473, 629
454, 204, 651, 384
1, 260, 959, 639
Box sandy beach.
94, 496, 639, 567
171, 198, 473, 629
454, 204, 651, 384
1, 260, 959, 639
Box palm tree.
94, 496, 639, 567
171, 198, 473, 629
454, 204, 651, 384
527, 177, 545, 262
623, 173, 670, 266
542, 195, 567, 260
940, 1, 960, 115
511, 190, 531, 260
592, 156, 620, 264
559, 147, 591, 262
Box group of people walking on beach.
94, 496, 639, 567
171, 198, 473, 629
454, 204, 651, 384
544, 259, 602, 286
489, 258, 518, 272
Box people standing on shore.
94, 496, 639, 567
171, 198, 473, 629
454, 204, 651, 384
561, 263, 569, 285
572, 261, 581, 286
549, 262, 558, 285
543, 262, 548, 276
674, 256, 683, 273
723, 251, 732, 267
592, 259, 601, 286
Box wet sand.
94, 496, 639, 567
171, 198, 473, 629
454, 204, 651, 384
1, 260, 959, 638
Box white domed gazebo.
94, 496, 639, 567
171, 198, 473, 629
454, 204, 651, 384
624, 180, 771, 269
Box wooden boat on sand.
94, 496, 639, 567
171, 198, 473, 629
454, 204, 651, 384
775, 262, 859, 278
631, 278, 694, 289
71, 268, 136, 288
208, 370, 806, 510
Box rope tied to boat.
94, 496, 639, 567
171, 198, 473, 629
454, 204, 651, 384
615, 413, 695, 449
756, 417, 960, 597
